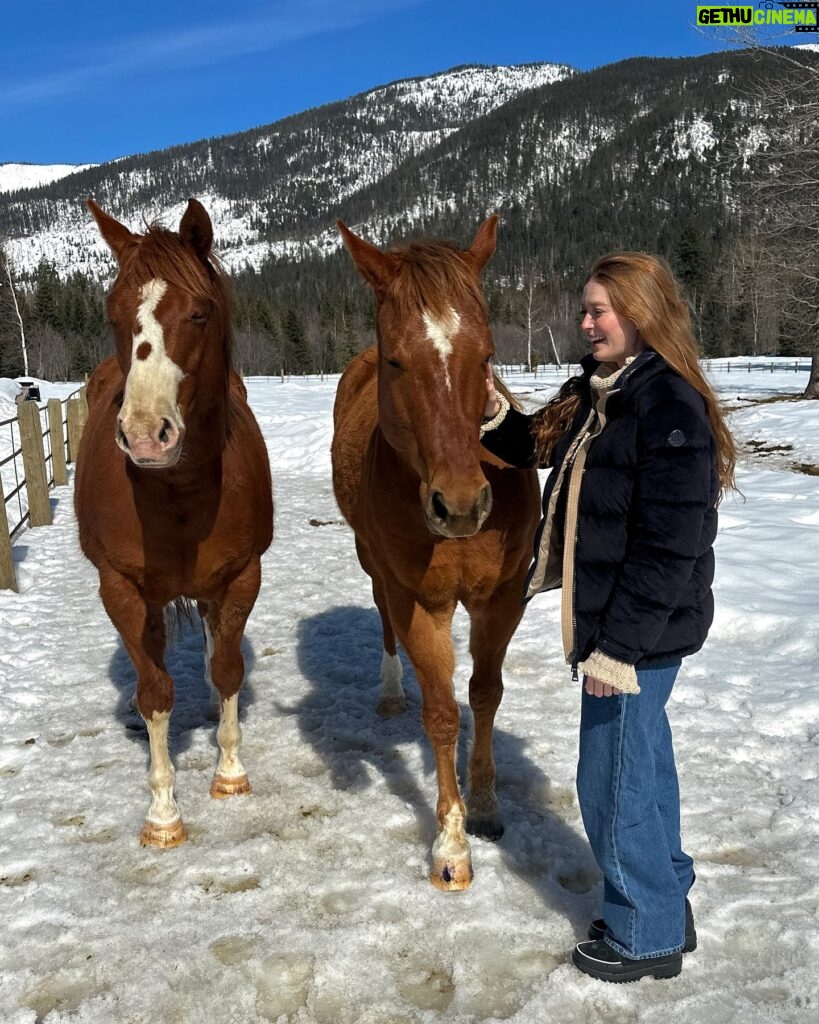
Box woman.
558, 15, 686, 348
480, 252, 735, 982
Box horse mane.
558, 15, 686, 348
119, 224, 234, 361
386, 240, 487, 322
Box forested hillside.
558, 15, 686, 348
1, 49, 816, 379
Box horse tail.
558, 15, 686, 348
164, 598, 198, 643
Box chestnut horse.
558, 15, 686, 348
75, 199, 273, 848
332, 218, 540, 889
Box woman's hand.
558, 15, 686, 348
484, 362, 501, 419
584, 675, 622, 698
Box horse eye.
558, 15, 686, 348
190, 312, 208, 324
384, 356, 402, 370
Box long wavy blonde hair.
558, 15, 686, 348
533, 252, 736, 493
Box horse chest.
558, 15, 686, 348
379, 535, 505, 604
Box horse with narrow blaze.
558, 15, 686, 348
331, 217, 540, 889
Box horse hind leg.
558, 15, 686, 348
204, 558, 261, 799
465, 578, 526, 842
99, 565, 186, 848
372, 572, 406, 717
355, 540, 406, 716
198, 602, 221, 722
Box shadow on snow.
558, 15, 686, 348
294, 603, 598, 929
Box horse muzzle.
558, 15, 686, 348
117, 415, 185, 468
423, 481, 492, 538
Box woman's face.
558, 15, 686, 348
580, 279, 644, 368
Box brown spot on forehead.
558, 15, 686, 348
136, 342, 152, 361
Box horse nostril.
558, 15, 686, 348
431, 492, 448, 520
117, 424, 130, 450
159, 419, 171, 445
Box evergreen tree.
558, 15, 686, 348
282, 307, 311, 374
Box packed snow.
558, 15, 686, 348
0, 361, 817, 1023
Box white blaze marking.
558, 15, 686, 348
423, 308, 461, 390
121, 278, 184, 434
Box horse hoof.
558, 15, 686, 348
377, 695, 407, 718
429, 854, 473, 891
466, 814, 504, 842
140, 819, 187, 848
210, 773, 252, 799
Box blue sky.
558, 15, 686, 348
1, 0, 811, 165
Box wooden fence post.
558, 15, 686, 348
47, 399, 68, 486
66, 399, 82, 464
17, 401, 52, 527
78, 386, 88, 434
0, 493, 18, 591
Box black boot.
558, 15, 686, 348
588, 897, 697, 953
572, 939, 682, 982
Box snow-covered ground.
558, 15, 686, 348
0, 362, 817, 1024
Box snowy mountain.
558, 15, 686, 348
0, 162, 96, 195
1, 48, 817, 288
0, 63, 572, 280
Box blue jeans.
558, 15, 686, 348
576, 660, 694, 959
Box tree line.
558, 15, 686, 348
0, 211, 812, 383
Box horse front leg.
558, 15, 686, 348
202, 557, 261, 799
388, 585, 469, 890
98, 563, 186, 848
465, 577, 526, 841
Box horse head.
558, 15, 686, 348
88, 198, 231, 469
338, 217, 498, 538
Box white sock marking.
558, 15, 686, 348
431, 803, 468, 860
380, 650, 405, 703
216, 694, 246, 780
144, 711, 181, 826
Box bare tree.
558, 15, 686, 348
515, 262, 563, 370
0, 245, 29, 376
28, 324, 69, 381
743, 46, 819, 395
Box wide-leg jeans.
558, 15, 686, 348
576, 660, 694, 959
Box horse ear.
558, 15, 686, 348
180, 198, 213, 263
87, 199, 137, 262
337, 220, 398, 296
466, 215, 499, 273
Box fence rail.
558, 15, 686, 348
703, 360, 811, 374
0, 387, 87, 591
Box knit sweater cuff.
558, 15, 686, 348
480, 392, 510, 434
578, 649, 641, 694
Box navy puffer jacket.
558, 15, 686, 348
481, 351, 719, 668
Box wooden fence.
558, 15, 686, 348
0, 387, 87, 592
703, 360, 810, 374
